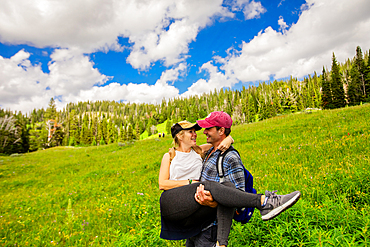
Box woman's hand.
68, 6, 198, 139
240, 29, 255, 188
217, 135, 234, 153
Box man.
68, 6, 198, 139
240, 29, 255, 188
186, 111, 300, 247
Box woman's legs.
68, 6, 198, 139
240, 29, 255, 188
160, 183, 215, 221
201, 180, 263, 210
160, 181, 263, 246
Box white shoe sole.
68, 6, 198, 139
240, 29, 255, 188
261, 191, 301, 221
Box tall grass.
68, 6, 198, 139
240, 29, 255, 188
0, 105, 369, 246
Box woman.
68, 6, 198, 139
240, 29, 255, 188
159, 121, 300, 247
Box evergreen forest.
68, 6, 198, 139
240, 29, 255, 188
1, 46, 369, 155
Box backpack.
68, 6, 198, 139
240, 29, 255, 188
216, 146, 257, 224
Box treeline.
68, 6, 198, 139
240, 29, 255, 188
1, 46, 369, 155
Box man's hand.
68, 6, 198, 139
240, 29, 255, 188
194, 184, 218, 208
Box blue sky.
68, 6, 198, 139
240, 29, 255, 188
1, 0, 370, 113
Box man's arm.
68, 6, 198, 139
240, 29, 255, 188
223, 151, 245, 191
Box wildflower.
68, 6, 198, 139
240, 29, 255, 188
137, 192, 144, 196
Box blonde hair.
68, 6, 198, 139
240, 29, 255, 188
170, 129, 205, 160
172, 130, 185, 148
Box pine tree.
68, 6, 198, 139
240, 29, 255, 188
127, 124, 133, 141
69, 110, 79, 145
331, 53, 346, 108
101, 118, 108, 143
348, 62, 364, 105
355, 46, 366, 98
135, 122, 140, 140
107, 120, 112, 144
99, 136, 105, 146
165, 119, 172, 136
45, 98, 57, 120
321, 67, 332, 109
366, 50, 370, 101
120, 124, 127, 142
91, 114, 98, 143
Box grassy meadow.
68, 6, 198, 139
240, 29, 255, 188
1, 104, 369, 246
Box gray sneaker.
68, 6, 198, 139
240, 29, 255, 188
260, 190, 301, 221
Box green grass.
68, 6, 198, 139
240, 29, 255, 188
140, 120, 169, 140
1, 105, 369, 246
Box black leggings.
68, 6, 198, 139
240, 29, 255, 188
160, 180, 262, 246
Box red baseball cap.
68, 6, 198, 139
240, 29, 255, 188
197, 111, 233, 129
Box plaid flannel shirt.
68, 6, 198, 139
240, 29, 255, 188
200, 146, 245, 191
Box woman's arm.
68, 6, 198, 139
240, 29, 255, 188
217, 135, 234, 152
158, 153, 192, 191
198, 135, 234, 153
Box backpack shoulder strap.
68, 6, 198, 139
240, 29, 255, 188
216, 146, 239, 182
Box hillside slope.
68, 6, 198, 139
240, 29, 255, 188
1, 104, 369, 246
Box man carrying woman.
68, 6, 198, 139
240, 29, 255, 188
159, 111, 300, 247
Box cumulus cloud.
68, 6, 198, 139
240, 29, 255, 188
181, 61, 237, 97
278, 16, 288, 34
2, 0, 369, 114
0, 0, 233, 112
67, 63, 185, 104
228, 0, 266, 20
243, 0, 267, 20
216, 0, 370, 83
64, 80, 179, 106
0, 0, 231, 70
0, 49, 110, 112
0, 49, 183, 112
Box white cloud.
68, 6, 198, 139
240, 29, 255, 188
0, 49, 183, 112
228, 0, 266, 20
181, 61, 237, 97
64, 63, 185, 105
0, 50, 48, 109
47, 48, 110, 95
0, 0, 231, 70
0, 0, 233, 112
127, 19, 199, 70
217, 0, 370, 83
0, 49, 110, 112
278, 16, 288, 34
64, 80, 179, 105
156, 63, 187, 85
243, 0, 266, 20
2, 0, 370, 114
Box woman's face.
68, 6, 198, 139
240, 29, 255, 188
180, 128, 197, 146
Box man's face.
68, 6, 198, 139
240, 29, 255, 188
203, 126, 221, 144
